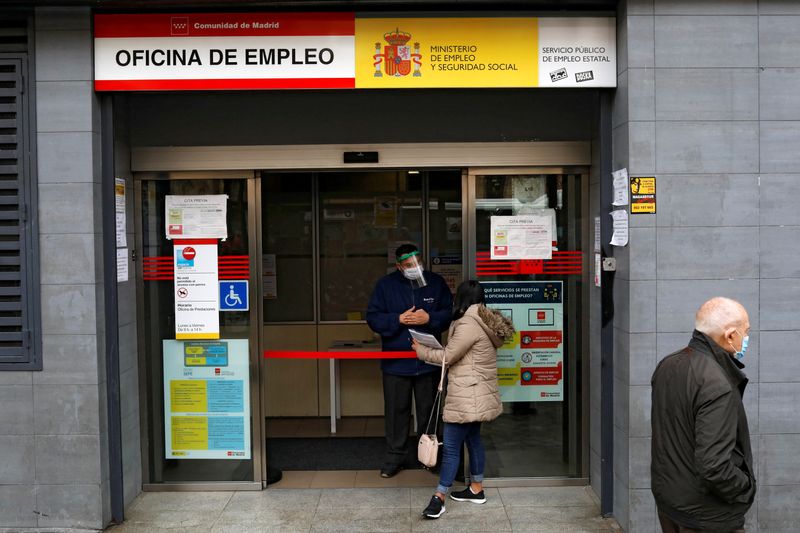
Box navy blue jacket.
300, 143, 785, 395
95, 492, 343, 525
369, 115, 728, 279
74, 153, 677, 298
366, 269, 453, 376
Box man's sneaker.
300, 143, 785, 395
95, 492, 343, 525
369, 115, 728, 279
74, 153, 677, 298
449, 486, 487, 504
422, 495, 445, 519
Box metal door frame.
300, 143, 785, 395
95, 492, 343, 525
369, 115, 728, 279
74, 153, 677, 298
134, 170, 263, 491
464, 166, 591, 486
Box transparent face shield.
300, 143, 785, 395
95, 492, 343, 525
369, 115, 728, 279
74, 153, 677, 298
397, 251, 427, 289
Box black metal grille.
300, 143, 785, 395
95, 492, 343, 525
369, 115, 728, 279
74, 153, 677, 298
0, 55, 37, 368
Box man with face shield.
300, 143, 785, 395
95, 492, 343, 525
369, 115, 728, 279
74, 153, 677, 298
367, 244, 453, 478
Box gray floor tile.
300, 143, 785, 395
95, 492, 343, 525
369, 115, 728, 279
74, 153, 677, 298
212, 508, 314, 532
499, 487, 596, 507
122, 508, 219, 528
311, 507, 412, 532
108, 525, 208, 533
128, 491, 232, 513
506, 506, 615, 532
224, 488, 322, 511
317, 487, 412, 509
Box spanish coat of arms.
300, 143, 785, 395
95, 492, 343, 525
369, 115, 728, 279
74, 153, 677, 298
373, 28, 422, 77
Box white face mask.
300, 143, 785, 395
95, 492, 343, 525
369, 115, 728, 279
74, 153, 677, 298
402, 266, 423, 280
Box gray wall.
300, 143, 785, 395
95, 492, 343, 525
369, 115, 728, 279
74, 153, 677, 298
114, 97, 142, 510
0, 7, 111, 529
613, 1, 800, 531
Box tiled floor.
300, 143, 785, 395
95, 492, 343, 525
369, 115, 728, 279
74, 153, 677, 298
107, 482, 621, 532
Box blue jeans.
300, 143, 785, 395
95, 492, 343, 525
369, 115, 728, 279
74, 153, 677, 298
436, 421, 485, 494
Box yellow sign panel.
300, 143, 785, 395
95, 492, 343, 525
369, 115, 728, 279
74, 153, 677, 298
355, 18, 538, 88
170, 380, 208, 413
631, 177, 655, 195
497, 363, 521, 387
171, 416, 208, 450
630, 176, 656, 214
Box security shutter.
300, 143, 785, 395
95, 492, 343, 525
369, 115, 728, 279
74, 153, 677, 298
0, 53, 40, 370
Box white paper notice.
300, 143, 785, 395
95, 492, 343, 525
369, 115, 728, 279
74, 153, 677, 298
165, 195, 228, 240
594, 216, 601, 252
174, 242, 220, 339
490, 214, 553, 260
594, 253, 602, 288
610, 210, 629, 247
115, 178, 127, 248
612, 168, 629, 206
116, 248, 128, 283
115, 212, 127, 248
115, 177, 125, 210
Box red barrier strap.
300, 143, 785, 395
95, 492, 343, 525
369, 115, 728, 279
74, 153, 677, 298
264, 350, 416, 360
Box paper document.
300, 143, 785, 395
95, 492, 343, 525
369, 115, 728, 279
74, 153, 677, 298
612, 168, 629, 206
409, 329, 443, 349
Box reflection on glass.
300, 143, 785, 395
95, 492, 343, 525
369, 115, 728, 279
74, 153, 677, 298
262, 173, 314, 322
475, 174, 583, 479
428, 170, 463, 295
141, 179, 253, 482
318, 171, 422, 321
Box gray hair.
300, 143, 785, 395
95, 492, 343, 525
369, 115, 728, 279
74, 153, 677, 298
694, 297, 747, 337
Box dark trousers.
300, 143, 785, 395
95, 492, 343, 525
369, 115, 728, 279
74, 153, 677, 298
382, 371, 438, 469
658, 508, 745, 533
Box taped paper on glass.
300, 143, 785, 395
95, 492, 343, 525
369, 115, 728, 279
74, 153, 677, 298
165, 195, 228, 240
490, 214, 553, 260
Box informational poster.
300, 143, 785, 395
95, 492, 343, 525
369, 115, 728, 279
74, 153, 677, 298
163, 339, 251, 460
490, 215, 553, 260
165, 195, 228, 240
484, 281, 564, 402
630, 176, 656, 214
115, 177, 127, 247
174, 241, 220, 339
94, 14, 616, 91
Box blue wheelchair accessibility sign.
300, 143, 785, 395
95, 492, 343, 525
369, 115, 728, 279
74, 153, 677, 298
219, 280, 248, 311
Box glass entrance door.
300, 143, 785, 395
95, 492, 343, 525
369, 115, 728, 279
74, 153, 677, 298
466, 167, 588, 480
137, 172, 261, 487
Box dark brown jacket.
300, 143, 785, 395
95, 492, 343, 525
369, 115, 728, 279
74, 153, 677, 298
414, 304, 514, 424
651, 330, 756, 532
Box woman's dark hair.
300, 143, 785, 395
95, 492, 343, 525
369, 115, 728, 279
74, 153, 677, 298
452, 280, 485, 320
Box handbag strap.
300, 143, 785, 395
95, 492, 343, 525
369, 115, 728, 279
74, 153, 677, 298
424, 351, 447, 436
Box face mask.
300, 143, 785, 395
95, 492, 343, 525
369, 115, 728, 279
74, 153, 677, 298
402, 266, 423, 280
730, 330, 749, 360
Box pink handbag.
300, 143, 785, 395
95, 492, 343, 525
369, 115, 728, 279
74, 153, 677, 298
418, 353, 446, 468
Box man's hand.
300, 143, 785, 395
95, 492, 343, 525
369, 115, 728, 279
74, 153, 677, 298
410, 309, 430, 325
399, 306, 430, 326
399, 306, 416, 325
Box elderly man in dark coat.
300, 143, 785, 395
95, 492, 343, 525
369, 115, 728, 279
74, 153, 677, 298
651, 297, 755, 533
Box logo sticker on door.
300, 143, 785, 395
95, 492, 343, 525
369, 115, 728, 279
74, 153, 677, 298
219, 280, 248, 311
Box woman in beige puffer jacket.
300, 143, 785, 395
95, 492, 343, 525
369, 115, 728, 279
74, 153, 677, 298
413, 280, 514, 519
